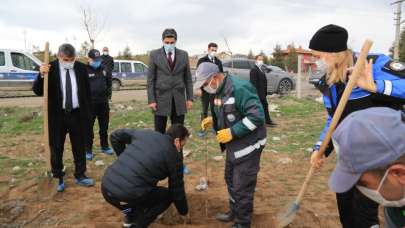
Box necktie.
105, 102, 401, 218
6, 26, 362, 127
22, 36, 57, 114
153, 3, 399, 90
167, 52, 174, 71
65, 69, 73, 112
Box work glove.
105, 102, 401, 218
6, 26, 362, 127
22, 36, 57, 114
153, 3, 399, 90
216, 128, 233, 144
201, 117, 213, 131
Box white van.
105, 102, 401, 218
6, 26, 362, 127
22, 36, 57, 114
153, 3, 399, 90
0, 49, 42, 87
112, 59, 149, 90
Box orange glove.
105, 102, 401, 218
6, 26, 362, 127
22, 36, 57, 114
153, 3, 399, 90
216, 128, 233, 144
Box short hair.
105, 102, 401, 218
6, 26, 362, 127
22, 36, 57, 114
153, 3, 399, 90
368, 154, 405, 178
208, 43, 218, 49
166, 124, 190, 141
58, 43, 76, 58
255, 54, 263, 60
162, 28, 177, 40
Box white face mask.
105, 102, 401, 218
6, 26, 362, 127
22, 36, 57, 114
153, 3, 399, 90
61, 61, 75, 69
356, 170, 405, 207
203, 78, 218, 94
208, 51, 217, 58
103, 51, 109, 55
256, 60, 264, 66
316, 59, 328, 72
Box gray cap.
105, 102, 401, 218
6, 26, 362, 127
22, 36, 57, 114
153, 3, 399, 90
194, 62, 220, 90
329, 107, 405, 193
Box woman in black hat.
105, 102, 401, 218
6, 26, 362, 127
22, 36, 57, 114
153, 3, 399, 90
309, 24, 405, 228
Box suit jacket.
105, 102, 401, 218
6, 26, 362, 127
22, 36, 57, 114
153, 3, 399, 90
147, 47, 193, 116
250, 65, 267, 100
33, 60, 92, 147
197, 55, 223, 72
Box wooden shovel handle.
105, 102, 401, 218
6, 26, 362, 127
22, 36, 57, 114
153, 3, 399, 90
295, 39, 374, 204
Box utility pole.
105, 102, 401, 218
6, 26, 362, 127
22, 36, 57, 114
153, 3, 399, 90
392, 0, 405, 60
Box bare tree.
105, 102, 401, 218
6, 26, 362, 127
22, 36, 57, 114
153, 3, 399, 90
79, 4, 105, 49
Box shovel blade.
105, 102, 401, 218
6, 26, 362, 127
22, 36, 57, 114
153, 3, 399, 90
274, 201, 300, 228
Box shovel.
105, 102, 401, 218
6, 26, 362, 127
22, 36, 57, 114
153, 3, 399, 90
274, 39, 373, 228
196, 130, 209, 191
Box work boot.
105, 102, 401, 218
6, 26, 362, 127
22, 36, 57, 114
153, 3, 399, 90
231, 223, 250, 228
216, 211, 235, 223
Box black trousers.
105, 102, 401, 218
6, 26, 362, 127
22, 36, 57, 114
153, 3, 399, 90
87, 102, 110, 150
260, 97, 272, 124
225, 148, 262, 226
200, 90, 218, 130
50, 109, 86, 179
336, 187, 379, 228
101, 185, 172, 228
154, 99, 185, 134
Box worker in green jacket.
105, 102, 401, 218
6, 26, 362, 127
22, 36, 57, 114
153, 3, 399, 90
194, 62, 267, 228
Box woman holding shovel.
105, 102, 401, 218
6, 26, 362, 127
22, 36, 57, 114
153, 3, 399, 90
309, 24, 405, 228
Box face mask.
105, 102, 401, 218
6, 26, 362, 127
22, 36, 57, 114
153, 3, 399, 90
356, 170, 405, 207
103, 51, 109, 56
61, 61, 74, 69
90, 60, 102, 69
208, 51, 217, 58
163, 44, 175, 53
203, 77, 218, 94
316, 59, 328, 72
256, 60, 264, 66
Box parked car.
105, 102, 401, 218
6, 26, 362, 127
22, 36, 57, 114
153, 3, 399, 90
0, 49, 42, 87
222, 58, 296, 95
111, 60, 149, 90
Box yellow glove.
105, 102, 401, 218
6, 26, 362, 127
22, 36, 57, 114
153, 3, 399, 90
201, 117, 213, 131
216, 128, 233, 144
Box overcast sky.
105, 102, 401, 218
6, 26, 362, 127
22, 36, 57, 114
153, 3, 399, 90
0, 0, 399, 56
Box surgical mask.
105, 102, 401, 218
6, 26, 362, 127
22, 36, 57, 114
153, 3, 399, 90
356, 170, 405, 207
90, 60, 102, 69
61, 61, 74, 69
316, 59, 328, 72
208, 51, 217, 58
256, 60, 264, 66
164, 44, 175, 53
103, 51, 109, 56
203, 78, 218, 94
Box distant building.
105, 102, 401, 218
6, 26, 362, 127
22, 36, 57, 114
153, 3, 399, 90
281, 45, 319, 73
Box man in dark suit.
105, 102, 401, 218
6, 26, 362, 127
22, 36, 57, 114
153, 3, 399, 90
249, 54, 276, 127
33, 43, 95, 192
147, 28, 193, 134
197, 43, 223, 134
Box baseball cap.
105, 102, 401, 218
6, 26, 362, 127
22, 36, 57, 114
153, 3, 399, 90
329, 107, 405, 193
88, 49, 101, 61
194, 62, 220, 91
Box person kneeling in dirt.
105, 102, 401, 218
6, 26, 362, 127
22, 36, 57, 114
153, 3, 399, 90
101, 124, 189, 228
194, 62, 267, 228
329, 107, 405, 228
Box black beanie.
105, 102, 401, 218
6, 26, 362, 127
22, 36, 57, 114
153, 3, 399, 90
309, 24, 348, 52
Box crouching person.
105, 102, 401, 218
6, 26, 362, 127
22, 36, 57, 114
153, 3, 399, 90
101, 124, 189, 228
329, 107, 405, 228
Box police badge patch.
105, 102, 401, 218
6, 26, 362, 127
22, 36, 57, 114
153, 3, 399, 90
383, 60, 405, 78
389, 61, 405, 71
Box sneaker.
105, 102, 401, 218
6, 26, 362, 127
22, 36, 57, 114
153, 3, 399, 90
183, 165, 191, 175
75, 176, 95, 187
101, 147, 114, 155
56, 181, 65, 192
86, 151, 93, 161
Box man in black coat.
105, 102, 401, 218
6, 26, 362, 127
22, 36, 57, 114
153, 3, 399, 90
101, 46, 114, 100
249, 54, 276, 127
101, 124, 189, 228
33, 43, 94, 192
85, 49, 113, 161
196, 43, 223, 134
